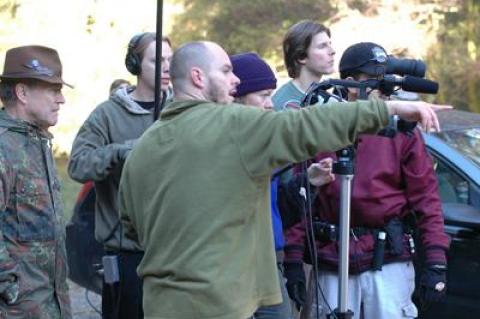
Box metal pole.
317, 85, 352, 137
337, 174, 353, 313
328, 147, 354, 319
154, 0, 164, 120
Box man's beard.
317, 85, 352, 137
206, 80, 228, 104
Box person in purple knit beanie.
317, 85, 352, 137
231, 51, 292, 319
231, 52, 277, 103
231, 52, 335, 319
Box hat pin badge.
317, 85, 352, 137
23, 59, 54, 77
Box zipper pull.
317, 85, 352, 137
408, 234, 416, 255
350, 229, 358, 241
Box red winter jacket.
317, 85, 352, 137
284, 129, 450, 273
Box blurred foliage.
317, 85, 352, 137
1, 0, 478, 215
170, 0, 337, 71
0, 0, 479, 154
0, 0, 169, 153
425, 0, 480, 112
170, 0, 480, 112
0, 0, 19, 18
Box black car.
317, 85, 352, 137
65, 110, 480, 317
418, 110, 480, 318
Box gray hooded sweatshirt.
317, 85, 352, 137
68, 87, 161, 251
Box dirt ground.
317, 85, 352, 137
69, 280, 101, 319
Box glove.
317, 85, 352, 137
419, 264, 447, 303
0, 279, 19, 305
283, 262, 307, 310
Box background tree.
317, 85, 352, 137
170, 0, 336, 71
425, 0, 480, 112
1, 0, 480, 154
171, 0, 480, 113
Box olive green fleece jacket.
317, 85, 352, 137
118, 99, 389, 319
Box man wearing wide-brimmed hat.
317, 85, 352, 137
0, 45, 72, 318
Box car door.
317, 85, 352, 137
419, 140, 480, 319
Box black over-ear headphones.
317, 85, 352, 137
125, 33, 147, 76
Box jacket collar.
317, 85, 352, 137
159, 100, 211, 120
112, 86, 152, 115
0, 108, 52, 139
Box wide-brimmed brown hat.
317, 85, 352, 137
0, 45, 73, 88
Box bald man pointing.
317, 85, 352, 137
118, 41, 448, 319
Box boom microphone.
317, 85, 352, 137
401, 75, 439, 94
383, 75, 439, 94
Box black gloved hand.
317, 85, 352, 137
283, 262, 307, 310
0, 279, 19, 305
419, 264, 447, 303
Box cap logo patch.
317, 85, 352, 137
371, 47, 387, 63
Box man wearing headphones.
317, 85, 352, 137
68, 33, 173, 319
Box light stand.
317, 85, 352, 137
301, 84, 360, 319
301, 84, 361, 319
302, 77, 421, 319
327, 146, 355, 319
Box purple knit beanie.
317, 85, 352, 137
230, 52, 277, 97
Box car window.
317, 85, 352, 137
432, 157, 470, 204
435, 128, 480, 167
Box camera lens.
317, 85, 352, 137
386, 57, 426, 77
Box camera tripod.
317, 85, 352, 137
325, 146, 355, 319
298, 145, 356, 319
301, 84, 359, 319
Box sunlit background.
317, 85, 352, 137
0, 0, 479, 154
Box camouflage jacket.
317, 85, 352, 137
0, 110, 71, 319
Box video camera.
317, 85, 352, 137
335, 42, 438, 98
304, 40, 440, 103
302, 43, 439, 136
306, 74, 438, 102
382, 57, 437, 96
386, 56, 426, 78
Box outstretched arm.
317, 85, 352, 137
385, 100, 451, 132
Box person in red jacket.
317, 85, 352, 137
283, 42, 450, 319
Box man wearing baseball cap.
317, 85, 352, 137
0, 45, 71, 318
284, 42, 449, 319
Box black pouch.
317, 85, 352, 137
313, 221, 337, 242
384, 218, 404, 256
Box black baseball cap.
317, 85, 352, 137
339, 42, 388, 79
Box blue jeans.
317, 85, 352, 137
253, 264, 293, 319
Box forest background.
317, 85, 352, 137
1, 0, 478, 154
1, 0, 479, 216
